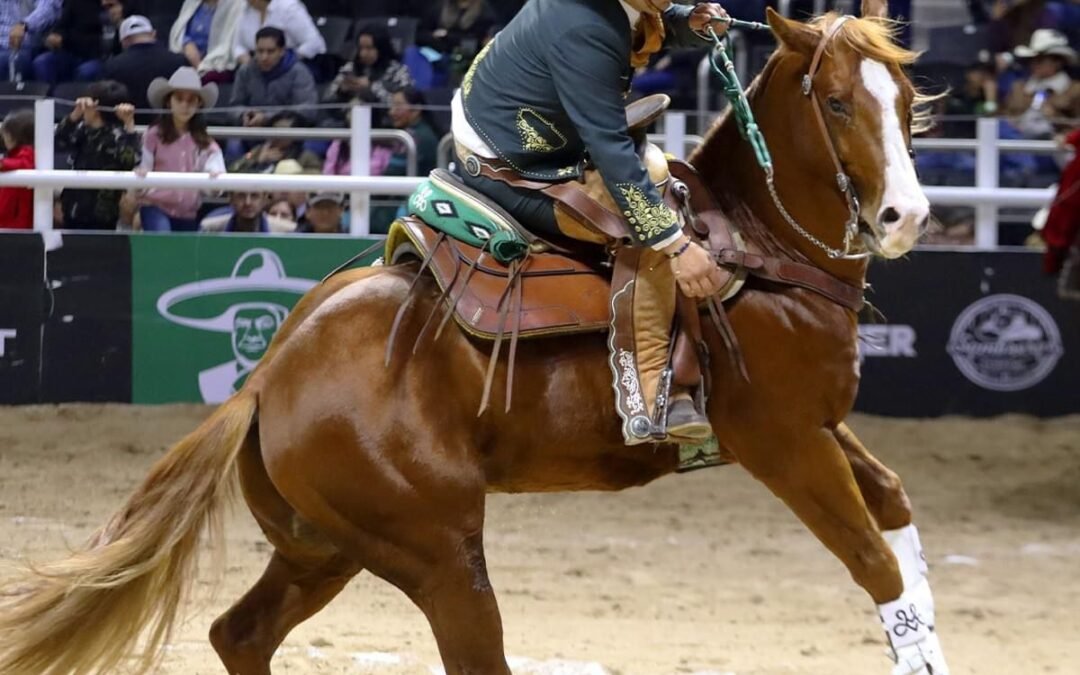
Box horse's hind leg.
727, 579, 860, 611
398, 530, 511, 675
208, 552, 359, 675
209, 426, 361, 675
736, 426, 949, 674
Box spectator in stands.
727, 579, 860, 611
322, 103, 395, 177
170, 0, 245, 83
199, 190, 295, 232
267, 196, 295, 222
136, 66, 225, 231
233, 0, 325, 67
230, 26, 318, 128
103, 16, 188, 122
33, 0, 110, 83
229, 110, 320, 173
0, 0, 61, 82
54, 81, 140, 230
298, 191, 346, 234
386, 87, 439, 177
418, 0, 498, 61
1042, 127, 1080, 276
269, 157, 309, 222
1004, 29, 1080, 138
325, 25, 413, 120
0, 109, 34, 229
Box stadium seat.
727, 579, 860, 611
423, 86, 454, 137
315, 16, 354, 60
148, 14, 176, 38
0, 81, 48, 116
925, 24, 988, 66
357, 17, 419, 56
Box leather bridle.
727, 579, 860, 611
797, 15, 872, 260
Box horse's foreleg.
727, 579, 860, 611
209, 552, 359, 675
738, 427, 948, 675
834, 423, 951, 675
836, 422, 913, 530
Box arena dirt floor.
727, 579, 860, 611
0, 404, 1077, 674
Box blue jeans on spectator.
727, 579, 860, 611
32, 50, 103, 84
140, 206, 200, 232
0, 45, 34, 81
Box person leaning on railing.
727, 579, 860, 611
136, 67, 225, 232
0, 109, 34, 230
54, 81, 141, 231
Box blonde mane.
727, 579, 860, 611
812, 13, 939, 133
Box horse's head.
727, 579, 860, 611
764, 0, 933, 259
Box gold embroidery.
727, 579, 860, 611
516, 108, 566, 154
556, 165, 577, 177
462, 39, 494, 99
618, 183, 677, 242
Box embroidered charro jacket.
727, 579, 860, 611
460, 0, 708, 247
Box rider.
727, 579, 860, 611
451, 0, 729, 443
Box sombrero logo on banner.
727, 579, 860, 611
947, 294, 1064, 392
156, 249, 315, 403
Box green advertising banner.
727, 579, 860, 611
131, 234, 380, 404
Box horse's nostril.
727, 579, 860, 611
880, 207, 901, 226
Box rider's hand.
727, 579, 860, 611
664, 237, 726, 298
690, 3, 729, 35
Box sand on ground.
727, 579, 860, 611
0, 404, 1077, 674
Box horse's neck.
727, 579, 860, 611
692, 57, 868, 286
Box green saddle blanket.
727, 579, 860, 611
406, 172, 529, 265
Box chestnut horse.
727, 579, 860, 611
0, 5, 950, 675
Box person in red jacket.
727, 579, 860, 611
0, 109, 35, 230
1042, 127, 1080, 280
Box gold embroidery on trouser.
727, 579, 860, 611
552, 182, 676, 422
632, 248, 677, 418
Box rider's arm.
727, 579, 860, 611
548, 25, 682, 249
662, 4, 715, 49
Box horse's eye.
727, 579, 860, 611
827, 97, 846, 115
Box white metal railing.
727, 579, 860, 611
13, 104, 1063, 246
25, 100, 417, 234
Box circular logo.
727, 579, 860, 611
947, 294, 1064, 392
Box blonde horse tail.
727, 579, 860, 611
0, 392, 258, 675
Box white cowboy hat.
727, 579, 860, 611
147, 66, 219, 110
1014, 29, 1078, 64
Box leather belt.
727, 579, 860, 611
456, 144, 632, 242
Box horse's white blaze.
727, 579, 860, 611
860, 58, 928, 258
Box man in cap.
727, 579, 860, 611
1005, 28, 1080, 138
299, 191, 346, 234
103, 15, 187, 121
451, 0, 729, 443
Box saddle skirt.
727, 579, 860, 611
386, 216, 612, 340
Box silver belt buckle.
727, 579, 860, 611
464, 155, 482, 177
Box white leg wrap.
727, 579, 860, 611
877, 525, 951, 675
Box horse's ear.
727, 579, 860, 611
861, 0, 888, 18
766, 7, 818, 55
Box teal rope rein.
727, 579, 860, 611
705, 17, 773, 174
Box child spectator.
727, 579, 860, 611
0, 109, 34, 230
55, 80, 141, 230
136, 67, 225, 231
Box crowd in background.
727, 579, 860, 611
0, 0, 516, 233
0, 0, 1076, 271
